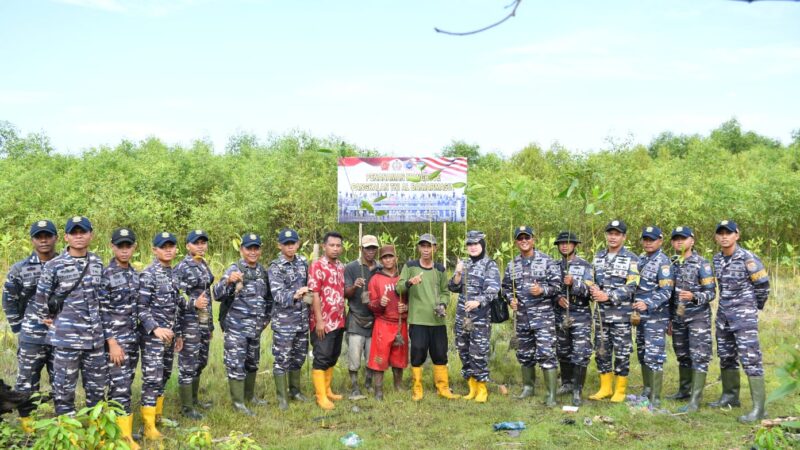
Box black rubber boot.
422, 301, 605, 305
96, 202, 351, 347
650, 370, 663, 408
349, 371, 363, 399
365, 369, 373, 393
543, 369, 558, 407
288, 370, 308, 402
229, 379, 255, 416
245, 372, 268, 406
516, 366, 535, 399
738, 376, 766, 423
392, 368, 404, 391
373, 371, 384, 401
641, 366, 652, 399
180, 384, 203, 419
678, 371, 706, 413
572, 365, 587, 407
709, 369, 741, 408
274, 373, 289, 411
667, 367, 692, 400
557, 362, 574, 395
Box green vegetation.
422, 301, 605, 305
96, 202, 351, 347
1, 119, 799, 448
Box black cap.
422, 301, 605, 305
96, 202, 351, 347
65, 216, 93, 233
278, 228, 299, 244
514, 226, 534, 239
605, 219, 627, 234
670, 226, 694, 239
186, 229, 210, 244
241, 233, 262, 248
715, 220, 738, 233
153, 232, 178, 247
641, 226, 663, 240
554, 231, 581, 245
111, 228, 136, 245
30, 220, 57, 237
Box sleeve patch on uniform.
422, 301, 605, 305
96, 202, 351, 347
627, 275, 640, 285
700, 277, 715, 286
750, 269, 767, 282
659, 279, 674, 287
746, 260, 757, 271
661, 265, 671, 277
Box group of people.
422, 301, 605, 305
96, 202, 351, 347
1, 216, 770, 448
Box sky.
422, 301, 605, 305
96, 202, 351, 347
1, 0, 798, 156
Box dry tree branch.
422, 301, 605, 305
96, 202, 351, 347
435, 0, 522, 36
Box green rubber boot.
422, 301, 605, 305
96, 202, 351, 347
709, 369, 741, 408
245, 372, 267, 406
667, 367, 692, 400
274, 373, 289, 410
557, 362, 574, 395
193, 377, 212, 409
641, 366, 652, 399
516, 366, 535, 399
738, 376, 766, 423
288, 370, 309, 402
229, 379, 254, 416
677, 371, 706, 413
650, 370, 663, 408
180, 384, 203, 419
543, 369, 558, 407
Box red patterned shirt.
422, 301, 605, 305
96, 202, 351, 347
308, 256, 345, 333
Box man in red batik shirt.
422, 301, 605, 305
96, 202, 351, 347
308, 231, 346, 410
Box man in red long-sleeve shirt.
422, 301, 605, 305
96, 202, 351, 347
367, 245, 408, 400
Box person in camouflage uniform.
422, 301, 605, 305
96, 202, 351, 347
33, 216, 106, 416
588, 220, 640, 403
174, 229, 214, 419
214, 233, 271, 415
632, 226, 674, 408
343, 235, 379, 399
449, 230, 501, 403
137, 232, 185, 440
99, 228, 141, 449
667, 226, 716, 413
553, 231, 594, 407
2, 220, 58, 432
268, 228, 310, 410
710, 220, 770, 423
503, 226, 562, 406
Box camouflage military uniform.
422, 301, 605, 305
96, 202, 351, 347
592, 247, 639, 376
634, 248, 674, 372
670, 252, 716, 373
99, 259, 140, 414
448, 256, 501, 382
268, 254, 310, 376
713, 246, 769, 377
214, 260, 271, 381
174, 255, 214, 386
34, 250, 107, 415
555, 256, 594, 368
2, 252, 53, 416
501, 251, 562, 370
138, 259, 184, 407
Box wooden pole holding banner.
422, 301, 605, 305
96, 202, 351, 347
358, 223, 363, 253
443, 222, 447, 269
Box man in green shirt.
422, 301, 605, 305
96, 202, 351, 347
396, 234, 458, 401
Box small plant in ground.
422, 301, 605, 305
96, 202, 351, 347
219, 431, 263, 450
181, 425, 213, 449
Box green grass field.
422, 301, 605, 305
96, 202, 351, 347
1, 276, 798, 450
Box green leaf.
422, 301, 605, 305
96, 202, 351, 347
452, 182, 467, 189
375, 210, 388, 217
427, 169, 442, 180
373, 195, 387, 203
407, 175, 422, 183
360, 201, 374, 213
317, 148, 334, 154
585, 203, 596, 215
767, 380, 798, 403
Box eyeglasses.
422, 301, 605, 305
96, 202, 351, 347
515, 235, 532, 241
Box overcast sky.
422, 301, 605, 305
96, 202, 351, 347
1, 0, 798, 156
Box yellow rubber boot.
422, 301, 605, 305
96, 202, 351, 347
140, 406, 162, 440
312, 370, 335, 411
433, 365, 460, 399
324, 367, 342, 401
474, 381, 488, 403
19, 417, 34, 434
589, 372, 614, 400
610, 375, 628, 403
462, 377, 477, 400
155, 396, 164, 422
411, 367, 424, 401
116, 415, 140, 450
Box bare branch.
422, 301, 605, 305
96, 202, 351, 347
435, 0, 522, 36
